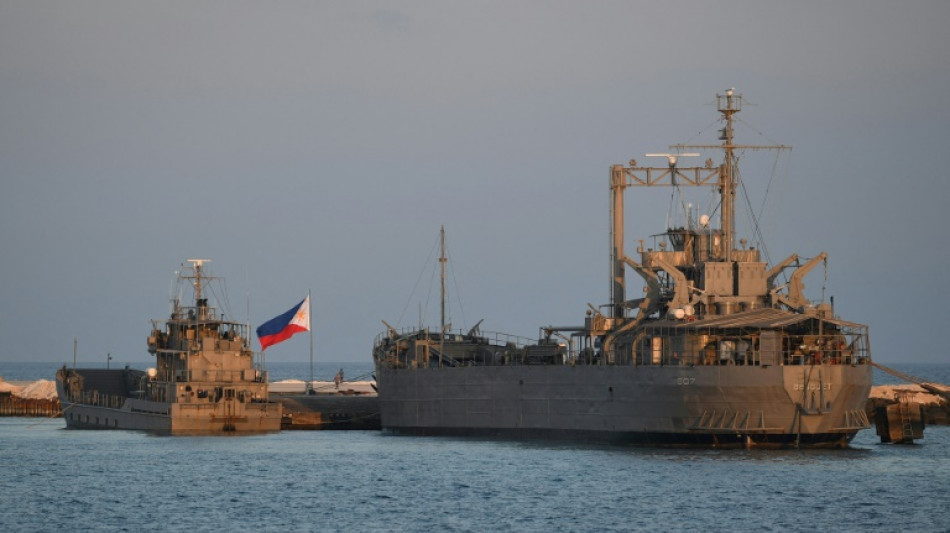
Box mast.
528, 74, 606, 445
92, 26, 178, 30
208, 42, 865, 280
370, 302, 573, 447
308, 288, 314, 393
186, 259, 211, 319
439, 226, 447, 333
188, 259, 209, 301
671, 90, 791, 262
718, 89, 739, 262
609, 89, 790, 320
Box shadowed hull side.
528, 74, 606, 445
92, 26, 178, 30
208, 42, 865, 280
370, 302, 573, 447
377, 364, 872, 449
382, 426, 860, 449
56, 373, 282, 435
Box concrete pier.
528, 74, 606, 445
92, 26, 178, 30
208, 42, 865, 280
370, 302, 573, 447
280, 395, 379, 430
0, 395, 60, 417
1, 378, 60, 417
267, 379, 379, 430
867, 384, 950, 426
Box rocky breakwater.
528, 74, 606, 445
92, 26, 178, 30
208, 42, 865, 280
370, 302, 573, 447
0, 376, 60, 416
867, 383, 950, 425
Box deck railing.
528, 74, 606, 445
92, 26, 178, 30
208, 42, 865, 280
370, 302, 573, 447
375, 328, 871, 369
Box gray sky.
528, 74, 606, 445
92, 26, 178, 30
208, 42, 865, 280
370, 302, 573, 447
2, 1, 948, 366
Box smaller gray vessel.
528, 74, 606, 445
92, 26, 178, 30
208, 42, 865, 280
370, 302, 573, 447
56, 259, 282, 434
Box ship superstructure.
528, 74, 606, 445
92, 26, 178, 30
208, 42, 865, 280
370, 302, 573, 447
57, 259, 281, 434
374, 91, 872, 448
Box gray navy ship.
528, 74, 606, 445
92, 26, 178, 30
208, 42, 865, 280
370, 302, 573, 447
373, 90, 872, 448
56, 259, 282, 434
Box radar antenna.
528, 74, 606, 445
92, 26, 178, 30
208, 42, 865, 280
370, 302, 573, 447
644, 153, 700, 168
186, 259, 212, 301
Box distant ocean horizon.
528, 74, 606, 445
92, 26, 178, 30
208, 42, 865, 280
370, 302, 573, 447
2, 360, 948, 386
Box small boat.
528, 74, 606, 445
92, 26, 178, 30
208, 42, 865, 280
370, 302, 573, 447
56, 259, 282, 434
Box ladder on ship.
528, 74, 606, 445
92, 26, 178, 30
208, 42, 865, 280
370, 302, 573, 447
897, 392, 915, 443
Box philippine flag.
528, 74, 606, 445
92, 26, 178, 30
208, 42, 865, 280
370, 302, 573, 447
256, 296, 310, 351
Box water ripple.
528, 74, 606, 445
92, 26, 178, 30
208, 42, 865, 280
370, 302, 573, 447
1, 419, 948, 531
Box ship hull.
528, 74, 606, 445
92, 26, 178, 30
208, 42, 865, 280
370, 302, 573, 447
376, 363, 872, 448
56, 373, 282, 434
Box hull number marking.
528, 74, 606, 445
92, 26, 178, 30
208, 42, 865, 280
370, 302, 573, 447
794, 383, 832, 391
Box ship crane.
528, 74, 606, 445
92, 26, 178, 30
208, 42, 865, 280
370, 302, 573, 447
771, 252, 828, 311
602, 90, 800, 358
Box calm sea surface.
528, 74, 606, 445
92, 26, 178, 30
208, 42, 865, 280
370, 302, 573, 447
2, 362, 949, 532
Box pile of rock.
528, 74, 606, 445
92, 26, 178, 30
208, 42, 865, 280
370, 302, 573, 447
17, 379, 58, 400
0, 376, 58, 400
0, 376, 60, 417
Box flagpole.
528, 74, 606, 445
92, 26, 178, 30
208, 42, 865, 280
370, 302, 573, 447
308, 289, 314, 394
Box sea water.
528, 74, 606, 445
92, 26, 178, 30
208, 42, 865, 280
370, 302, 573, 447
2, 362, 949, 532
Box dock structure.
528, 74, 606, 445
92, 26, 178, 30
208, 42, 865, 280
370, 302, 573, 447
269, 379, 380, 430
872, 391, 925, 444
280, 395, 380, 430
868, 362, 950, 443
0, 378, 61, 417
0, 395, 60, 417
